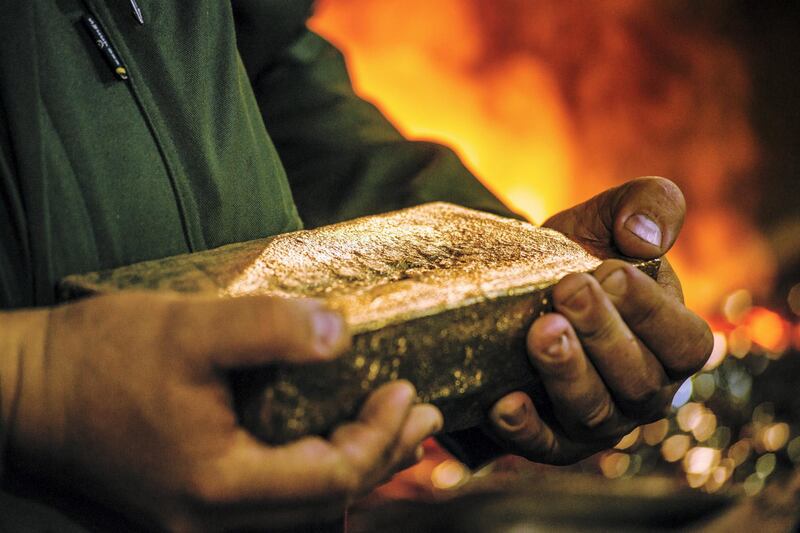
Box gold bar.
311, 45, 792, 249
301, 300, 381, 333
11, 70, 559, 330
61, 203, 659, 444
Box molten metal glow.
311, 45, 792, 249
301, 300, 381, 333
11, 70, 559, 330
309, 0, 799, 498
743, 307, 789, 353
310, 0, 774, 314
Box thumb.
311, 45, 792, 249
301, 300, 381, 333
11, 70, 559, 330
543, 176, 686, 259
173, 295, 351, 368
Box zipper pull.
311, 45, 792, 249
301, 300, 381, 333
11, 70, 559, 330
82, 15, 130, 81
129, 0, 144, 25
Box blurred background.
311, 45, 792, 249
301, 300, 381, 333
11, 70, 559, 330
308, 1, 800, 529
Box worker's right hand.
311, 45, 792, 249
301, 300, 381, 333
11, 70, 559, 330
6, 293, 442, 531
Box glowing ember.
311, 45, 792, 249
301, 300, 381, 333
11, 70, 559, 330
686, 472, 710, 489
662, 435, 691, 463
761, 423, 790, 452
677, 402, 705, 432
705, 460, 733, 493
691, 412, 717, 443
728, 439, 752, 467
743, 307, 790, 353
683, 447, 720, 475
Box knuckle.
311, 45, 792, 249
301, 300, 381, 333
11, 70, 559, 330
517, 428, 558, 461
625, 291, 667, 331
520, 442, 556, 464
624, 379, 661, 408
620, 386, 667, 421
580, 314, 619, 345
579, 399, 616, 432
670, 323, 714, 378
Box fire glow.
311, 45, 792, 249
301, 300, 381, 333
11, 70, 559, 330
308, 0, 800, 499
310, 0, 775, 315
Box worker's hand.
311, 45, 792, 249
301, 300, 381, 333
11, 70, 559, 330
8, 293, 442, 531
489, 177, 713, 464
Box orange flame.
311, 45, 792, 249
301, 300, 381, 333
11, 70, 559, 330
310, 0, 777, 314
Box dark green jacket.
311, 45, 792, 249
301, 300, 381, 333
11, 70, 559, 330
0, 0, 514, 309
1, 1, 513, 526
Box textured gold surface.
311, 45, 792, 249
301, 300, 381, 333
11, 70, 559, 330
61, 203, 659, 444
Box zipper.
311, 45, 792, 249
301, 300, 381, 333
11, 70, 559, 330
78, 0, 204, 252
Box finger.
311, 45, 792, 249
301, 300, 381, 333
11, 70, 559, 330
169, 295, 351, 367
394, 443, 426, 473
200, 382, 418, 506
328, 381, 418, 491
544, 176, 685, 258
176, 434, 354, 531
654, 257, 685, 303
552, 273, 670, 418
594, 260, 714, 380
610, 177, 685, 257
523, 313, 634, 434
377, 406, 443, 485
488, 392, 598, 465
387, 404, 443, 472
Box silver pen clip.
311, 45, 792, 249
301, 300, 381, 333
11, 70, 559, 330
130, 0, 144, 25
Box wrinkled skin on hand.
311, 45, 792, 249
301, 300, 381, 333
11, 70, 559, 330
489, 177, 713, 464
8, 293, 442, 531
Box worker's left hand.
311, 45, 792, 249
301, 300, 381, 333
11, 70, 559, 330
489, 177, 713, 464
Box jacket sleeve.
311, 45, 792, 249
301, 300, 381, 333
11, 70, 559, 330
238, 25, 519, 228
0, 100, 33, 310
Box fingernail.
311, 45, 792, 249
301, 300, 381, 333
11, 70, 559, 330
395, 381, 416, 403
545, 333, 569, 361
415, 444, 425, 462
600, 269, 627, 297
624, 214, 662, 248
312, 310, 344, 352
562, 285, 591, 313
500, 402, 528, 428
431, 410, 444, 433
419, 404, 444, 435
